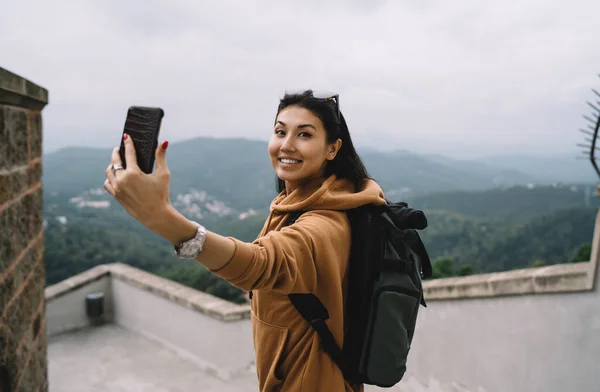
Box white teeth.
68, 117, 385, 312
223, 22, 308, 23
280, 158, 301, 164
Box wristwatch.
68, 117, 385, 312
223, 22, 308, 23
174, 221, 207, 259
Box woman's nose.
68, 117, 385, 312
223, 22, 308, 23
281, 137, 295, 151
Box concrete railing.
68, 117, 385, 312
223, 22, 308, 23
45, 263, 254, 380
423, 262, 590, 301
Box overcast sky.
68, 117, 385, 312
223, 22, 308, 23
2, 0, 599, 159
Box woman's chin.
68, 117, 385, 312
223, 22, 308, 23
276, 169, 308, 183
277, 173, 298, 182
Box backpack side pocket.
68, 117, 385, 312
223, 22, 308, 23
359, 274, 421, 387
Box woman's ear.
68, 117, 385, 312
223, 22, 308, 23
327, 139, 343, 161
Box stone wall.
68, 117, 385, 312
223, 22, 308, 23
0, 67, 48, 392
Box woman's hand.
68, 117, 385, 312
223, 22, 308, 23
104, 135, 173, 233
103, 134, 236, 268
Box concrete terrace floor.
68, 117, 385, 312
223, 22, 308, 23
48, 324, 259, 392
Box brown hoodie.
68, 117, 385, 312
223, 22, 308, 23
210, 174, 386, 391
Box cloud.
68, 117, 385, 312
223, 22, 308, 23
1, 0, 599, 158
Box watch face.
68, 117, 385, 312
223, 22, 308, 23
176, 224, 206, 258
181, 242, 199, 258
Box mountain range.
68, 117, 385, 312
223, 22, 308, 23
43, 136, 597, 211
42, 137, 598, 300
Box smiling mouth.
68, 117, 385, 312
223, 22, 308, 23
279, 158, 302, 164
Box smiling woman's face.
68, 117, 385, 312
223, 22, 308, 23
268, 105, 341, 193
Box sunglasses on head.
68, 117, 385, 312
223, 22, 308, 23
285, 90, 340, 123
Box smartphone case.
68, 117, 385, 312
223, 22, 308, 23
119, 106, 164, 174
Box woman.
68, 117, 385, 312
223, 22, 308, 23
104, 90, 387, 391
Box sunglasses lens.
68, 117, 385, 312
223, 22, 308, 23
311, 91, 338, 100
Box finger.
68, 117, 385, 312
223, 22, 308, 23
111, 146, 122, 167
105, 162, 117, 184
123, 134, 139, 170
154, 140, 169, 174
103, 179, 115, 196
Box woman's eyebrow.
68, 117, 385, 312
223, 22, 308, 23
298, 124, 317, 131
276, 120, 317, 131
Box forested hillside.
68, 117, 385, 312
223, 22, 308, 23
44, 185, 596, 303
404, 185, 598, 221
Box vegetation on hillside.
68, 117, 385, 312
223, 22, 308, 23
42, 141, 599, 303
44, 187, 598, 303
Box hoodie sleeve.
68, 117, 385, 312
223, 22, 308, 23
208, 210, 351, 294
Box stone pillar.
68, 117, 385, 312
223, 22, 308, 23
0, 67, 48, 392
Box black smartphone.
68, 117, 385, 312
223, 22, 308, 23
119, 106, 164, 174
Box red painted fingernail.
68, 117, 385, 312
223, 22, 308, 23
162, 141, 169, 150
123, 134, 128, 140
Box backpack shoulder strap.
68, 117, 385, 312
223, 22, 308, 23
286, 210, 350, 378
288, 293, 348, 377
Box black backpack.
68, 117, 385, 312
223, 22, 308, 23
285, 202, 432, 388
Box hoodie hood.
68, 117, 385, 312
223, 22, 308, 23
270, 174, 387, 213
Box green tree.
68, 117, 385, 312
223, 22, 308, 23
570, 243, 592, 263
457, 264, 475, 276
431, 257, 455, 279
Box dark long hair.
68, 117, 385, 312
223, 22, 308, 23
275, 90, 372, 193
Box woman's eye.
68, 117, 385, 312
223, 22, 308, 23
275, 129, 285, 135
299, 132, 312, 138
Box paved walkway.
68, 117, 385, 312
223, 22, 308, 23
48, 324, 258, 392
